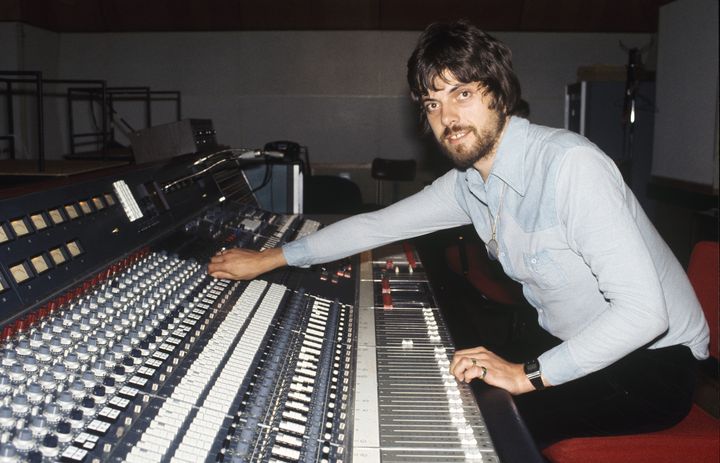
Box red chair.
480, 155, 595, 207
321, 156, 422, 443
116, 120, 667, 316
543, 241, 720, 463
445, 239, 525, 306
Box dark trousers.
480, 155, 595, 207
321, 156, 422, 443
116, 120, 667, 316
513, 344, 698, 450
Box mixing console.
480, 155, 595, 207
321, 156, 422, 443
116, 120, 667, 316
0, 154, 541, 462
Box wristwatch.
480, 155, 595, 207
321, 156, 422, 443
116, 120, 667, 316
524, 359, 545, 390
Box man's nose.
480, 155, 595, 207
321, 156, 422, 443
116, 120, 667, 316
440, 103, 458, 127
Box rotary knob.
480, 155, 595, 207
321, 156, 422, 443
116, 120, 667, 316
48, 338, 63, 356
35, 345, 52, 364
55, 421, 72, 443
21, 356, 39, 374
39, 433, 59, 458
51, 364, 68, 381
91, 385, 107, 404
29, 332, 44, 348
1, 349, 17, 367
42, 403, 62, 423
55, 391, 75, 413
63, 353, 80, 372
80, 397, 96, 416
10, 394, 30, 416
38, 372, 57, 392
0, 374, 12, 395
14, 340, 32, 357
91, 360, 107, 378
75, 344, 91, 362
0, 443, 19, 463
8, 364, 26, 384
0, 406, 15, 430
81, 371, 96, 389
68, 408, 84, 429
68, 379, 86, 401
28, 415, 49, 438
102, 376, 117, 395
26, 383, 45, 405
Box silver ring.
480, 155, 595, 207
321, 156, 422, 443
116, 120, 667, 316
479, 366, 488, 380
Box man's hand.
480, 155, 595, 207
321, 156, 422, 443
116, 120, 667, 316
450, 346, 548, 395
207, 247, 287, 280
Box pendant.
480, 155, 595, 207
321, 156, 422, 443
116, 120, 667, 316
487, 239, 499, 261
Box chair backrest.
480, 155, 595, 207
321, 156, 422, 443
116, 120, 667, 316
371, 158, 417, 205
688, 241, 719, 359
371, 158, 417, 182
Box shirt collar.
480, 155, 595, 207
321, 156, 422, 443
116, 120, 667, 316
486, 116, 529, 196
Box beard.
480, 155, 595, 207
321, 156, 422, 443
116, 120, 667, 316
439, 111, 507, 170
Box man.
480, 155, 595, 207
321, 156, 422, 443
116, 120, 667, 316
208, 21, 710, 448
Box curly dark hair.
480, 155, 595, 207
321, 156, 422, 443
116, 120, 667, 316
407, 20, 522, 118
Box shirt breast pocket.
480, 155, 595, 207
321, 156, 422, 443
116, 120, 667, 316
523, 250, 567, 289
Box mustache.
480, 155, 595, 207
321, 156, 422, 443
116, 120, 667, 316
443, 124, 475, 138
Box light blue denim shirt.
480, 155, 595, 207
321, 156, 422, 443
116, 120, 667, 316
283, 117, 709, 385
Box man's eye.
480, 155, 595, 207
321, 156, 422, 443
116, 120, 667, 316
459, 90, 471, 99
424, 102, 438, 112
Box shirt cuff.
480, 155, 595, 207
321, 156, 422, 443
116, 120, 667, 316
281, 239, 312, 268
538, 342, 585, 386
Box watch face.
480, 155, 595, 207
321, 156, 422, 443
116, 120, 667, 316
524, 359, 540, 374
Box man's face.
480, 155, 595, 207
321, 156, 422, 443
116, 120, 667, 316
422, 73, 506, 170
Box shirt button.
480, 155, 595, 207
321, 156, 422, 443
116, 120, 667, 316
499, 252, 505, 258
531, 258, 537, 264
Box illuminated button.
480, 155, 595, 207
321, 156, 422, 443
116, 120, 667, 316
9, 262, 32, 284
0, 224, 10, 243
92, 197, 105, 210
78, 200, 93, 215
64, 205, 79, 220
48, 209, 64, 225
30, 213, 49, 231
10, 218, 30, 237
66, 241, 83, 257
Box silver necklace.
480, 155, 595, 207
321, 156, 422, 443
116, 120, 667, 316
487, 183, 507, 261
